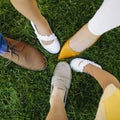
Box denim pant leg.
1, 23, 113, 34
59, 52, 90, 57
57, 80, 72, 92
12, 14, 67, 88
0, 33, 8, 54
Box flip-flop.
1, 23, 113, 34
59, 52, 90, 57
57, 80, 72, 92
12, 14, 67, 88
51, 62, 72, 105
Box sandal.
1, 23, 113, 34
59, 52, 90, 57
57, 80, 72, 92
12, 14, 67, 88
30, 21, 60, 54
70, 58, 102, 72
51, 62, 72, 105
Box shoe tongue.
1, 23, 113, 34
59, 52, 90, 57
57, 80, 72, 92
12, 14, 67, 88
7, 40, 25, 52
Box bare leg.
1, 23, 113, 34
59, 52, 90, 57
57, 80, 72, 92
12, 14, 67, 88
10, 0, 53, 45
58, 0, 120, 59
69, 0, 120, 52
70, 58, 120, 120
69, 23, 100, 52
70, 58, 120, 90
46, 62, 71, 120
84, 64, 120, 90
46, 88, 68, 120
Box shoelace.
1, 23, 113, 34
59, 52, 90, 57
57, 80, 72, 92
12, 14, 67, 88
5, 41, 20, 66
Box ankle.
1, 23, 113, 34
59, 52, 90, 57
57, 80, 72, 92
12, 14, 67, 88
34, 17, 52, 36
69, 23, 100, 52
84, 63, 101, 74
84, 64, 93, 73
50, 88, 64, 105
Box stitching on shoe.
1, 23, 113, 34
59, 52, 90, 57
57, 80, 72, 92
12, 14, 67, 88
78, 61, 83, 66
31, 21, 56, 41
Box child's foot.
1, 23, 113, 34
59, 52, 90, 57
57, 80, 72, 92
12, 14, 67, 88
70, 58, 102, 73
31, 21, 60, 54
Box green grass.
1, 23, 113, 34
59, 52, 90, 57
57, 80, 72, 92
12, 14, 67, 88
0, 0, 120, 119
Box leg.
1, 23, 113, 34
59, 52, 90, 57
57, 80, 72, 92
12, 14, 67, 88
59, 0, 120, 59
84, 64, 120, 90
46, 88, 68, 120
88, 0, 120, 35
95, 84, 120, 120
84, 58, 120, 119
70, 58, 120, 90
71, 58, 120, 119
10, 0, 52, 36
46, 62, 71, 120
10, 0, 60, 54
69, 23, 100, 53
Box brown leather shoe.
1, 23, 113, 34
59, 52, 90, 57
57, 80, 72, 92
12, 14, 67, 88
0, 37, 47, 71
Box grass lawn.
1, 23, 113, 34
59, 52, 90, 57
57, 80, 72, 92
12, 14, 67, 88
0, 0, 120, 120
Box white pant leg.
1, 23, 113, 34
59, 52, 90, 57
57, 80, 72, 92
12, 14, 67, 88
88, 0, 120, 35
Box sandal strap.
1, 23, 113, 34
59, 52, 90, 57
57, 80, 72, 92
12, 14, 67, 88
37, 33, 57, 41
30, 21, 57, 41
70, 58, 102, 73
80, 60, 102, 72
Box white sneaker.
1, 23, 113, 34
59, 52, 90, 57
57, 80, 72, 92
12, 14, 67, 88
30, 21, 60, 54
70, 58, 102, 72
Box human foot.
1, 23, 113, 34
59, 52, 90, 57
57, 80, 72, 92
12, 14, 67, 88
50, 62, 72, 105
1, 37, 47, 71
69, 24, 100, 52
58, 24, 100, 59
31, 21, 60, 54
70, 58, 102, 73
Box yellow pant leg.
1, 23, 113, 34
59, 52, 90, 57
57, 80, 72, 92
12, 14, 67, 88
95, 84, 120, 120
